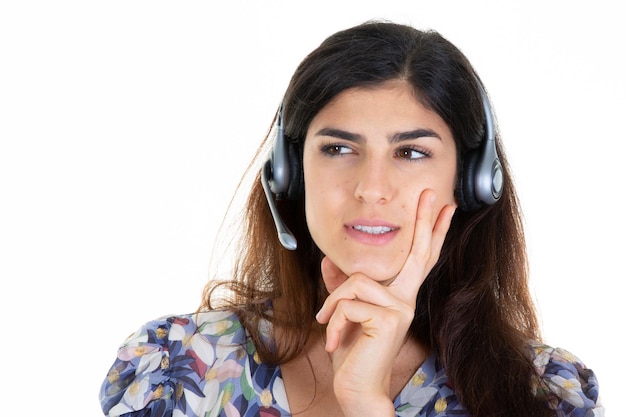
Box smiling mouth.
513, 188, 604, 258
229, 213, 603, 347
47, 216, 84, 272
352, 225, 397, 235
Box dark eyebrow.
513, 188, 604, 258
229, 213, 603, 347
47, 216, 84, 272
315, 127, 441, 143
314, 127, 441, 143
390, 128, 441, 142
314, 127, 363, 142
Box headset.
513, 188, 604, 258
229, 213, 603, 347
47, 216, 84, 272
261, 83, 503, 250
457, 85, 504, 212
260, 104, 300, 250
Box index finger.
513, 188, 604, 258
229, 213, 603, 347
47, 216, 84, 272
388, 189, 456, 304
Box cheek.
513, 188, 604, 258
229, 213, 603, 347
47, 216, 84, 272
303, 166, 331, 241
303, 164, 353, 256
304, 190, 341, 259
304, 191, 322, 233
430, 163, 458, 207
398, 171, 456, 224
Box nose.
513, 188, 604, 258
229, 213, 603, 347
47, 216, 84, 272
354, 157, 393, 204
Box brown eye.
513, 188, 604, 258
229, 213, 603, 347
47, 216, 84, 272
321, 144, 353, 156
395, 147, 428, 160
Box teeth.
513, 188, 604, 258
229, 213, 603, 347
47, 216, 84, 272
353, 225, 394, 234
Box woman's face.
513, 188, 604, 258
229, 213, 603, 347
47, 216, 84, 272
303, 80, 458, 282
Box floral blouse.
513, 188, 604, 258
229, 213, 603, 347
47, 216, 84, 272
100, 310, 603, 417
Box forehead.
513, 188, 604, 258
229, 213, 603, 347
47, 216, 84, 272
306, 80, 453, 142
321, 80, 418, 113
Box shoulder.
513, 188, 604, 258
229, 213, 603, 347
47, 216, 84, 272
530, 342, 604, 416
117, 310, 246, 342
99, 310, 285, 417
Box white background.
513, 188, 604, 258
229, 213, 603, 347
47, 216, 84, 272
1, 1, 622, 415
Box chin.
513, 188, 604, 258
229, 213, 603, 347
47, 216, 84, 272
339, 258, 403, 283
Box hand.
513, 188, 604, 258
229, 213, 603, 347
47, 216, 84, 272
315, 189, 456, 416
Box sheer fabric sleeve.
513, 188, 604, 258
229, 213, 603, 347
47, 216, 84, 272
532, 344, 604, 417
99, 317, 178, 417
99, 311, 282, 417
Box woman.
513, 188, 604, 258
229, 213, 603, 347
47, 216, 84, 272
100, 21, 602, 417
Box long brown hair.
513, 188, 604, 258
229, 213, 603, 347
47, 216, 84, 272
202, 21, 551, 417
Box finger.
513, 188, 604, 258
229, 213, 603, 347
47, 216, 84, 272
426, 204, 456, 272
321, 256, 349, 293
389, 192, 456, 302
323, 299, 409, 353
316, 273, 401, 324
387, 189, 437, 297
324, 299, 360, 352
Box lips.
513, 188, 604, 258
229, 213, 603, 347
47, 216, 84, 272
345, 219, 400, 245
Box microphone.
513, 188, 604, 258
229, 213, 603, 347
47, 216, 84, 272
261, 160, 298, 250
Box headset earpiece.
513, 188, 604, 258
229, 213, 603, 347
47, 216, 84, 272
285, 139, 304, 200
457, 83, 504, 211
267, 106, 290, 196
261, 104, 302, 250
457, 149, 480, 212
267, 105, 304, 200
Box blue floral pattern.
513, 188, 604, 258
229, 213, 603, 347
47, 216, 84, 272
100, 310, 603, 416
